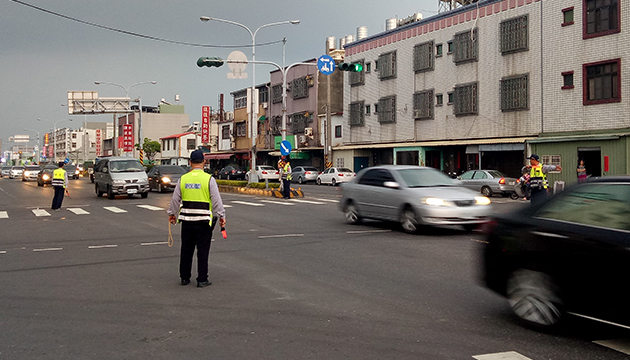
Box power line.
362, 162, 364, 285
8, 0, 283, 48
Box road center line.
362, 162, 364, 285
141, 242, 169, 246
88, 245, 118, 249
33, 248, 63, 252
346, 230, 392, 234
258, 234, 304, 239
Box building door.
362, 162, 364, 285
396, 151, 419, 165
354, 157, 369, 173
578, 147, 601, 178
425, 150, 441, 170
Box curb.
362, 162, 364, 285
217, 185, 304, 198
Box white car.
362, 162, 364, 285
317, 167, 355, 186
247, 165, 279, 182
9, 166, 25, 179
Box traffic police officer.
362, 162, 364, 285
279, 156, 292, 199
51, 161, 68, 210
522, 154, 562, 206
167, 150, 226, 287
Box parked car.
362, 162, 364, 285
94, 157, 149, 199
247, 165, 278, 182
9, 166, 25, 179
457, 170, 517, 197
21, 165, 41, 181
1, 166, 12, 178
480, 176, 630, 329
340, 165, 493, 233
291, 166, 320, 184
147, 165, 187, 192
317, 167, 355, 186
64, 164, 80, 179
217, 165, 246, 180
37, 165, 58, 186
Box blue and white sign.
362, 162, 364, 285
317, 55, 335, 75
280, 140, 292, 156
64, 158, 69, 164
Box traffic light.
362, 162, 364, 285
197, 57, 224, 68
338, 62, 363, 72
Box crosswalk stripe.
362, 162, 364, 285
288, 199, 325, 205
137, 205, 164, 211
0, 250, 7, 254
473, 351, 533, 360
32, 209, 51, 217
104, 206, 127, 213
0, 211, 8, 219
311, 198, 339, 203
88, 245, 118, 249
260, 200, 295, 206
232, 201, 265, 207
33, 248, 62, 252
67, 208, 90, 215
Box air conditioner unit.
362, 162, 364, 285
230, 141, 236, 149
304, 128, 313, 137
262, 102, 268, 109
413, 109, 423, 119
298, 135, 307, 144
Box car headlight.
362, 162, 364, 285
423, 197, 453, 206
475, 196, 492, 205
112, 179, 126, 185
43, 174, 50, 180
161, 177, 171, 183
24, 171, 30, 177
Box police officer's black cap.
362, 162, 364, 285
527, 154, 540, 161
190, 150, 204, 162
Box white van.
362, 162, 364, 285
94, 157, 149, 199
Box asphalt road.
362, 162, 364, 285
1, 176, 629, 359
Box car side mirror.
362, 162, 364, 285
384, 181, 400, 189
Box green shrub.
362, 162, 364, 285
216, 180, 248, 187
248, 182, 280, 189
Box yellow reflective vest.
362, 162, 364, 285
529, 164, 548, 190
178, 169, 213, 224
52, 168, 66, 188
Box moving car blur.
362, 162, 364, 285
317, 167, 355, 186
291, 166, 319, 184
64, 164, 80, 179
21, 165, 41, 181
457, 170, 517, 197
340, 165, 492, 233
480, 176, 630, 329
147, 165, 187, 192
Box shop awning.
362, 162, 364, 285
204, 153, 232, 160
333, 137, 535, 151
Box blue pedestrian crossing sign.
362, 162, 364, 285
280, 140, 292, 156
317, 55, 335, 75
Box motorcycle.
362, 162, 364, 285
510, 176, 530, 200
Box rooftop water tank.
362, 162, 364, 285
357, 26, 368, 40
386, 18, 397, 31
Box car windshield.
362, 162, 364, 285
487, 170, 504, 178
25, 166, 40, 170
159, 166, 186, 174
338, 168, 353, 173
260, 166, 275, 170
110, 160, 144, 172
397, 168, 455, 188
12, 166, 24, 170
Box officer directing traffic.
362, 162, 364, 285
522, 154, 562, 206
167, 150, 226, 288
51, 161, 69, 210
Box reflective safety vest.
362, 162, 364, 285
178, 169, 213, 224
283, 163, 292, 181
52, 168, 66, 188
529, 164, 548, 190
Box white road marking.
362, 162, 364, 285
0, 250, 6, 254
346, 229, 392, 234
311, 198, 340, 203
472, 351, 533, 360
33, 248, 63, 252
232, 201, 265, 207
258, 234, 304, 239
288, 199, 325, 205
260, 200, 295, 206
223, 204, 233, 208
88, 245, 118, 249
32, 209, 51, 217
141, 241, 168, 246
104, 206, 127, 213
0, 211, 8, 219
67, 208, 90, 215
137, 205, 164, 211
594, 338, 630, 355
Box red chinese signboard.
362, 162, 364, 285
202, 106, 210, 144
123, 124, 134, 152
95, 129, 102, 157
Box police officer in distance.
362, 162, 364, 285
167, 150, 226, 287
522, 154, 562, 206
51, 161, 69, 210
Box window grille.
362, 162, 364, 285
292, 77, 309, 99
336, 158, 344, 168
378, 51, 397, 80
270, 116, 282, 136
291, 112, 310, 134
234, 90, 247, 109
500, 74, 529, 111
349, 101, 365, 127
414, 41, 434, 73
378, 96, 396, 123
258, 86, 269, 103
221, 125, 230, 139
585, 60, 620, 103
500, 15, 528, 54
187, 139, 196, 150
272, 84, 283, 104
453, 29, 478, 64
453, 82, 478, 116
413, 90, 434, 120
542, 155, 562, 170
236, 122, 246, 137
349, 59, 365, 86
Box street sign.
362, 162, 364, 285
317, 55, 335, 75
64, 158, 69, 164
123, 124, 134, 152
280, 140, 292, 156
202, 106, 210, 143
227, 51, 248, 79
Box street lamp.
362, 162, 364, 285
23, 128, 40, 164
199, 16, 299, 181
37, 118, 73, 162
94, 81, 157, 156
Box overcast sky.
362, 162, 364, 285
0, 0, 438, 152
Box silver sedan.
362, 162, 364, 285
340, 165, 493, 233
456, 170, 518, 197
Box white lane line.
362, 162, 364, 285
258, 234, 304, 239
311, 198, 340, 203
137, 205, 164, 211
88, 245, 118, 249
67, 208, 90, 215
472, 351, 533, 360
260, 200, 295, 206
594, 339, 630, 355
104, 206, 127, 213
346, 229, 392, 234
223, 204, 233, 208
33, 248, 63, 252
288, 199, 325, 205
0, 250, 7, 254
32, 209, 51, 217
0, 211, 8, 219
141, 242, 168, 246
232, 201, 265, 207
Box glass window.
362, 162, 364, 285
500, 15, 528, 54
436, 43, 443, 57
413, 41, 434, 73
349, 59, 365, 86
501, 74, 529, 111
222, 125, 230, 139
358, 169, 394, 187
349, 101, 365, 127
453, 82, 479, 116
292, 77, 309, 99
562, 72, 574, 89
562, 8, 574, 26
187, 138, 196, 150
453, 29, 478, 64
584, 60, 620, 104
397, 168, 454, 188
233, 90, 247, 109
378, 96, 396, 124
335, 125, 342, 138
236, 122, 246, 137
378, 51, 397, 80
472, 171, 488, 179
585, 0, 619, 37
436, 94, 443, 106
413, 90, 434, 120
272, 84, 283, 104
459, 171, 474, 180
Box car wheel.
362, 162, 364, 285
506, 269, 564, 327
90, 176, 94, 184
38, 181, 43, 187
141, 192, 148, 199
298, 176, 304, 184
107, 185, 115, 200
400, 207, 419, 233
510, 191, 520, 200
316, 178, 321, 186
227, 174, 231, 180
95, 184, 103, 197
481, 186, 493, 197
331, 178, 337, 186
344, 202, 361, 225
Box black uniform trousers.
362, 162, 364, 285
179, 218, 216, 283
282, 179, 291, 199
51, 186, 65, 210
530, 188, 547, 206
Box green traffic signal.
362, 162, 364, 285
197, 57, 224, 68
338, 62, 363, 72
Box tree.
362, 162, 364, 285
135, 138, 161, 162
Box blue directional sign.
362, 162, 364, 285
317, 55, 335, 75
64, 158, 69, 164
280, 140, 292, 156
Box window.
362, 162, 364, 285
472, 171, 488, 179
447, 41, 454, 54
72, 142, 77, 148
335, 125, 342, 138
500, 15, 528, 54
236, 122, 246, 137
222, 125, 230, 140
436, 43, 443, 57
366, 105, 371, 115
271, 84, 283, 104
584, 0, 619, 38
258, 86, 269, 103
349, 101, 365, 127
447, 92, 454, 105
413, 90, 434, 120
358, 169, 395, 187
562, 71, 575, 89
413, 41, 434, 73
500, 74, 529, 111
366, 62, 371, 73
584, 59, 620, 105
270, 116, 282, 136
378, 96, 396, 124
336, 158, 344, 168
562, 7, 575, 26
436, 94, 443, 106
186, 138, 196, 150
292, 77, 309, 99
453, 29, 478, 64
453, 82, 479, 116
374, 103, 379, 113
378, 51, 397, 80
541, 155, 562, 171
349, 59, 365, 86
291, 112, 310, 134
233, 90, 247, 109
71, 133, 77, 139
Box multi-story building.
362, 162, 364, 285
159, 132, 201, 166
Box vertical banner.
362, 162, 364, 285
202, 106, 210, 144
123, 124, 134, 152
95, 129, 102, 157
